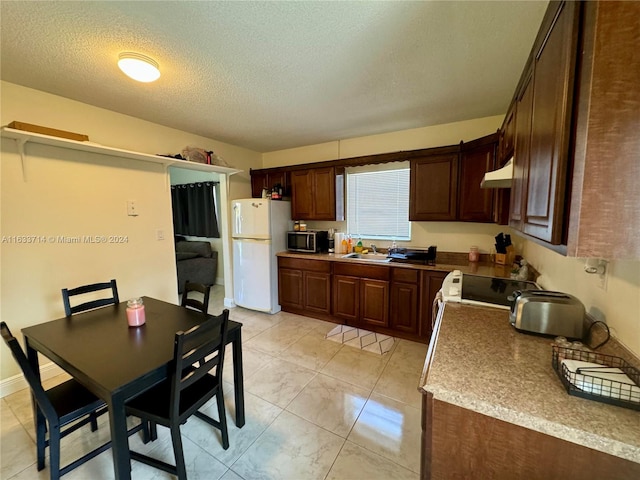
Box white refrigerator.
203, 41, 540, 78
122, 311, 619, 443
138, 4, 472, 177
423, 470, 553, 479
231, 199, 291, 313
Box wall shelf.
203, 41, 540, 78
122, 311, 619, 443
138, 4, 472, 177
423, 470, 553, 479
1, 127, 242, 176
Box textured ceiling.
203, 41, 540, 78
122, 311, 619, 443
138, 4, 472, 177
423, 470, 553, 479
0, 1, 548, 153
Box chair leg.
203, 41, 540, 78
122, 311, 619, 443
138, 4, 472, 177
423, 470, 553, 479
150, 421, 158, 441
49, 423, 61, 480
36, 415, 47, 470
170, 423, 187, 480
89, 412, 99, 432
216, 390, 229, 450
141, 421, 150, 444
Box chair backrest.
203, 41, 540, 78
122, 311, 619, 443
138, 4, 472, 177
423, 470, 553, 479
180, 281, 210, 315
0, 322, 57, 420
170, 309, 229, 420
61, 279, 119, 316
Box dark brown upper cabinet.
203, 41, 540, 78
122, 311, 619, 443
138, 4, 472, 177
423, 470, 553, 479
250, 169, 289, 198
510, 67, 534, 232
409, 134, 499, 223
291, 166, 344, 221
499, 102, 516, 164
521, 0, 580, 244
409, 153, 459, 221
459, 136, 497, 222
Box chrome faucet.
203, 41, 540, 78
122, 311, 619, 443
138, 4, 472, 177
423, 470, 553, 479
370, 244, 377, 254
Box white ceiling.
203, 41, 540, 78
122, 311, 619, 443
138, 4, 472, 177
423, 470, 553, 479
0, 1, 548, 153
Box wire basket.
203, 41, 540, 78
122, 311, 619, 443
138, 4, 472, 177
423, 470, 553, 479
552, 346, 640, 411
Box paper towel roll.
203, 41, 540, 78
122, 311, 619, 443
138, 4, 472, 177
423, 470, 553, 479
334, 233, 344, 254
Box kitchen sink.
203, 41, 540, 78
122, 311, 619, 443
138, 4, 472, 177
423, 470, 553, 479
341, 253, 392, 263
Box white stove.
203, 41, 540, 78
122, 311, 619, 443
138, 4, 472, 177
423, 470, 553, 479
441, 270, 540, 310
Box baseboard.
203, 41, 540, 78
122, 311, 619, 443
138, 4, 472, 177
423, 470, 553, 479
224, 297, 236, 308
0, 362, 66, 398
215, 277, 224, 286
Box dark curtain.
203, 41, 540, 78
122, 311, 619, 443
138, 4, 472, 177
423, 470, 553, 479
171, 182, 220, 238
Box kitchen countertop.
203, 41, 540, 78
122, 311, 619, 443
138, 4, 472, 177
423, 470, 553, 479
419, 302, 640, 463
276, 251, 514, 278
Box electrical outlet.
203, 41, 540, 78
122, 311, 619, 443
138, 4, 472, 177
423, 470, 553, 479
596, 260, 608, 291
127, 200, 138, 217
156, 229, 164, 241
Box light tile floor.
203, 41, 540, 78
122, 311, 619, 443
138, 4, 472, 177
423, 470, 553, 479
1, 285, 426, 479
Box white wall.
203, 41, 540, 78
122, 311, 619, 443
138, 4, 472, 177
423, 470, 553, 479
523, 240, 640, 357
0, 82, 261, 380
262, 115, 504, 167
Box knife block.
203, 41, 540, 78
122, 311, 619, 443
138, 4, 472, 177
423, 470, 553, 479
495, 246, 516, 265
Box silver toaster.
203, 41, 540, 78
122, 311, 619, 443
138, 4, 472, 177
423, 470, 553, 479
509, 290, 586, 340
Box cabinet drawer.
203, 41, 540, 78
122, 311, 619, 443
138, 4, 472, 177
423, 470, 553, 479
392, 268, 418, 284
278, 257, 330, 273
334, 262, 390, 281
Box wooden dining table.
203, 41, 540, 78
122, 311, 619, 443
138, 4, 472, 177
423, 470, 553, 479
22, 296, 244, 480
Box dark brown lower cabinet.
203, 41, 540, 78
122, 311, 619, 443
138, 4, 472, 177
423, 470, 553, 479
333, 275, 389, 329
419, 271, 447, 340
333, 275, 359, 324
303, 271, 331, 315
360, 279, 389, 329
390, 269, 420, 335
278, 257, 451, 342
422, 395, 640, 480
332, 263, 390, 330
278, 268, 303, 310
277, 257, 331, 316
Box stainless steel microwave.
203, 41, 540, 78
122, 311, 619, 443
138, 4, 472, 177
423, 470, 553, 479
287, 231, 329, 253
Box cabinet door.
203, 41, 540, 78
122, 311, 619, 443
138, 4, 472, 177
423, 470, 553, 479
291, 170, 313, 220
410, 154, 458, 221
459, 141, 496, 222
333, 275, 359, 325
311, 167, 336, 220
419, 271, 447, 339
524, 0, 579, 243
278, 268, 303, 309
360, 279, 389, 329
251, 172, 268, 198
267, 171, 289, 197
502, 103, 516, 162
390, 282, 419, 334
304, 272, 331, 314
510, 69, 534, 231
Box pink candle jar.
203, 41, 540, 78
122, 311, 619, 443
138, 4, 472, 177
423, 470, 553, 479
126, 298, 146, 327
469, 246, 479, 262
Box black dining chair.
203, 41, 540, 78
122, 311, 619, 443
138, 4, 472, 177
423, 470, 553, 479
180, 281, 211, 314
126, 309, 231, 479
61, 279, 119, 316
1, 322, 114, 480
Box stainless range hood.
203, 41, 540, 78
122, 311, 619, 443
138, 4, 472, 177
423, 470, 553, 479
481, 157, 513, 188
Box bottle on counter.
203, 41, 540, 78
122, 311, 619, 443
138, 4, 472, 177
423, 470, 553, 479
341, 236, 348, 254
347, 235, 353, 253
293, 221, 300, 231
355, 236, 363, 253
469, 246, 479, 262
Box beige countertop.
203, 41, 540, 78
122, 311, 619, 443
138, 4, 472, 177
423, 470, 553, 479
276, 251, 514, 278
420, 302, 640, 463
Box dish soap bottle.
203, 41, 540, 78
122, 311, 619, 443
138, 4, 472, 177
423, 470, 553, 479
347, 235, 353, 254
355, 236, 363, 253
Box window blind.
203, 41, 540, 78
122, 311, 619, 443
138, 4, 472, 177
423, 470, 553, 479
346, 166, 411, 240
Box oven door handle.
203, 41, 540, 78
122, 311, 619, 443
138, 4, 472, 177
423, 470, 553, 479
432, 290, 444, 329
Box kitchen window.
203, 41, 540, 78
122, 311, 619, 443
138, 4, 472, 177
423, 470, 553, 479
346, 162, 411, 241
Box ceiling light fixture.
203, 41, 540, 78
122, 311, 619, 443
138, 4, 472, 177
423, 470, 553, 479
117, 52, 160, 83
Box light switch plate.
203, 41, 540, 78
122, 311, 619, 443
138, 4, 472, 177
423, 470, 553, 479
127, 200, 138, 216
